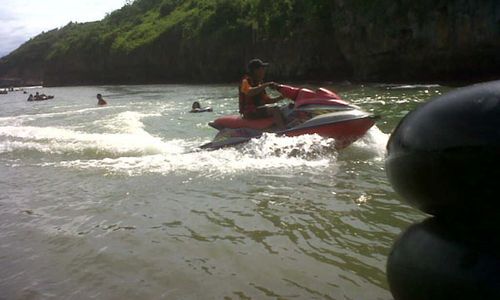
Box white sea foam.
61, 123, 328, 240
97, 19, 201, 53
351, 126, 389, 160
0, 106, 387, 175
0, 110, 182, 157
0, 106, 126, 127
41, 134, 336, 176
100, 111, 161, 135
0, 126, 184, 156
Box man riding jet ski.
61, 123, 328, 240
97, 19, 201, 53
201, 59, 377, 150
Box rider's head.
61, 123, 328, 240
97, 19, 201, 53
247, 58, 268, 82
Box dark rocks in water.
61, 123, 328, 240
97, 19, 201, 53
1, 0, 499, 86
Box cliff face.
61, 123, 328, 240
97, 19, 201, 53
331, 0, 500, 81
0, 0, 499, 86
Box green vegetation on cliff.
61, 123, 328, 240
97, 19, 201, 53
1, 0, 499, 86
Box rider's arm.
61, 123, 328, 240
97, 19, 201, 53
243, 81, 275, 98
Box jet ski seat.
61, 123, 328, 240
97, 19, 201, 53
209, 115, 274, 130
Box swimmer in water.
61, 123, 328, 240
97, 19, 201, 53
97, 94, 107, 106
190, 101, 212, 113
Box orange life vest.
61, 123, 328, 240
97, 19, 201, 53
238, 75, 268, 115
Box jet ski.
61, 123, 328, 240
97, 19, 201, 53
201, 85, 378, 150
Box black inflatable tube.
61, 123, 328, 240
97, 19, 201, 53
387, 218, 500, 300
386, 80, 500, 219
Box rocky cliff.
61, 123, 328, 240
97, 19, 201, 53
0, 0, 499, 86
331, 0, 500, 81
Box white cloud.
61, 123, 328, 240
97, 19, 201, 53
0, 0, 127, 57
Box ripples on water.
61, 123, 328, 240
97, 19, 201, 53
0, 84, 447, 299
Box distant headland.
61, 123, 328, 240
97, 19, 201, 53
1, 0, 499, 87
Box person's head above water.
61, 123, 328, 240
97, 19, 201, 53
96, 93, 107, 105
192, 101, 201, 109
247, 58, 269, 82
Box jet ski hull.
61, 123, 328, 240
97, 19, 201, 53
201, 112, 376, 150
283, 116, 376, 149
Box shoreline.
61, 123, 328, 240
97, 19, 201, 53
5, 77, 498, 90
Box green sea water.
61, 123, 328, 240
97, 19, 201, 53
0, 83, 449, 299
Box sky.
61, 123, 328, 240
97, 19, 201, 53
0, 0, 128, 58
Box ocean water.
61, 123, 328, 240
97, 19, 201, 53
0, 83, 448, 299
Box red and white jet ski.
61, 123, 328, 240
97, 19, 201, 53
201, 85, 378, 150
